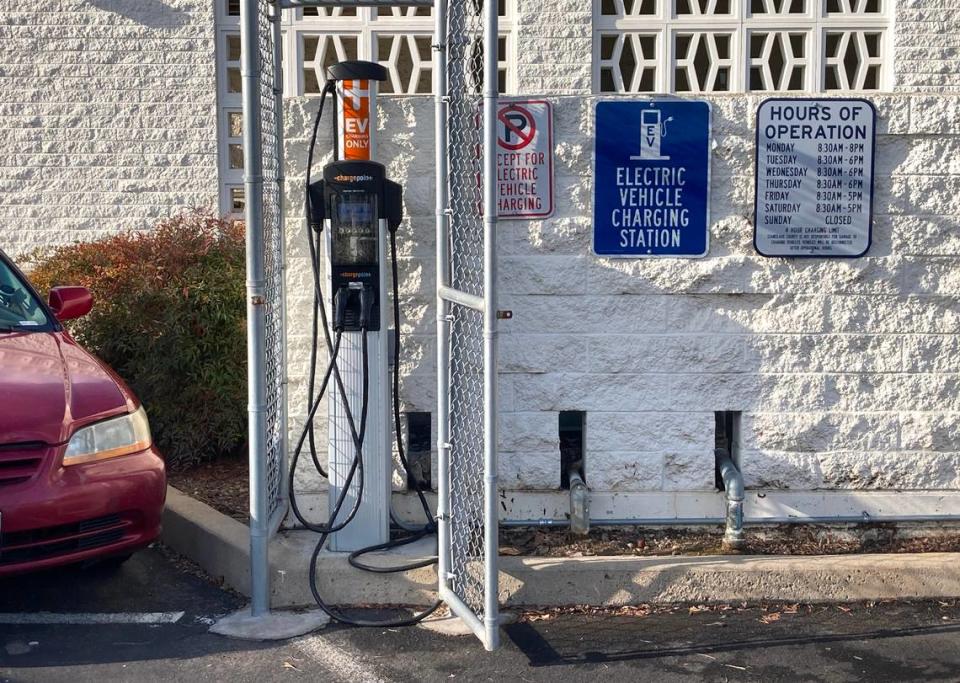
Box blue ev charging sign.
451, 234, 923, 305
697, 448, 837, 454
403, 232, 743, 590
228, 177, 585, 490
593, 100, 712, 257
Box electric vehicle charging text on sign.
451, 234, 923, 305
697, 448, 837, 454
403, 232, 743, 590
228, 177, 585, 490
496, 100, 553, 219
593, 100, 712, 257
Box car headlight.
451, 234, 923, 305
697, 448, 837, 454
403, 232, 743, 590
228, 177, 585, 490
63, 406, 152, 466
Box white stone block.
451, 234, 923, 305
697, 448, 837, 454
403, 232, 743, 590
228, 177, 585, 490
499, 255, 589, 295
585, 451, 664, 492
499, 333, 589, 374
664, 450, 716, 490
499, 412, 559, 452
499, 451, 561, 490
740, 449, 824, 489
901, 412, 960, 451
585, 334, 747, 374
818, 451, 960, 490
743, 412, 901, 453
586, 411, 714, 452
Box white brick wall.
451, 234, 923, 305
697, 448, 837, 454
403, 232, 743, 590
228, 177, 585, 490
895, 1, 960, 91
0, 0, 219, 257
285, 88, 960, 498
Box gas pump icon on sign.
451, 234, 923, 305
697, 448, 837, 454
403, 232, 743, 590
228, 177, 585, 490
631, 108, 674, 161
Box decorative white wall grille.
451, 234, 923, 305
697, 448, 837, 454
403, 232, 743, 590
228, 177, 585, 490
216, 2, 245, 215
285, 2, 512, 96
595, 0, 893, 93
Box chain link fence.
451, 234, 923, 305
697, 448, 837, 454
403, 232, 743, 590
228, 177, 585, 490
256, 1, 287, 530
445, 0, 488, 619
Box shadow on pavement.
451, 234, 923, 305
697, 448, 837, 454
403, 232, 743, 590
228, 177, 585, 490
506, 618, 960, 667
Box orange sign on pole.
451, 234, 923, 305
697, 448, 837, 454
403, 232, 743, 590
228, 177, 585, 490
341, 79, 371, 160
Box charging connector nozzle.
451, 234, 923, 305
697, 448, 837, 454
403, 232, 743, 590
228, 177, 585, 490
359, 285, 375, 330
333, 286, 349, 332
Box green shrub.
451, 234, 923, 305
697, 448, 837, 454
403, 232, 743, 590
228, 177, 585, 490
26, 210, 247, 470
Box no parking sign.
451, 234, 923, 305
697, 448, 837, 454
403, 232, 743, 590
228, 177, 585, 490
496, 100, 554, 219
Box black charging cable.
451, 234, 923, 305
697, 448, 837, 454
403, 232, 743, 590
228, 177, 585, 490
305, 79, 336, 479
302, 286, 441, 627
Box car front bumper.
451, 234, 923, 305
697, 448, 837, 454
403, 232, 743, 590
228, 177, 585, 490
0, 445, 166, 577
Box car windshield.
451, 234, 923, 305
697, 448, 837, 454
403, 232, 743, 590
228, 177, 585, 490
0, 257, 52, 331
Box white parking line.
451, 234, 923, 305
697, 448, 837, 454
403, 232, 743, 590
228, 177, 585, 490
295, 632, 389, 683
0, 611, 185, 625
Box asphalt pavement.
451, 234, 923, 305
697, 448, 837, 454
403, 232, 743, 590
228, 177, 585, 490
2, 546, 960, 682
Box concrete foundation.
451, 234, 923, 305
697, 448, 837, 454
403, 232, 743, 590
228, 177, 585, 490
211, 607, 330, 641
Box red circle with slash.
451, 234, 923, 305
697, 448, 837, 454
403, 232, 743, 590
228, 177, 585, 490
498, 105, 536, 151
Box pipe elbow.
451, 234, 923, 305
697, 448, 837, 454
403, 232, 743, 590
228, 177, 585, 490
716, 449, 744, 501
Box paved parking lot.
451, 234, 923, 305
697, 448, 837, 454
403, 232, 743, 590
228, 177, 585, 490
3, 546, 960, 681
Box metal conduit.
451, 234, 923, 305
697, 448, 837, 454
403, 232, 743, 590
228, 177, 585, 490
499, 449, 960, 530
500, 515, 960, 527
716, 449, 745, 550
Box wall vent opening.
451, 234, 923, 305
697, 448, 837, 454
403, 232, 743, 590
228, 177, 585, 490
714, 410, 742, 488
405, 411, 432, 490
560, 411, 585, 490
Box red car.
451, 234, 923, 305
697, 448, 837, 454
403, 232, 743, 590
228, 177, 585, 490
0, 250, 166, 576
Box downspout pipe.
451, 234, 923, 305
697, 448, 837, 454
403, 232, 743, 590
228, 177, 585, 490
716, 449, 745, 550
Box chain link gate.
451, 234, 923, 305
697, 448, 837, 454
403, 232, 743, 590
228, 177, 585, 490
241, 0, 287, 616
435, 0, 501, 651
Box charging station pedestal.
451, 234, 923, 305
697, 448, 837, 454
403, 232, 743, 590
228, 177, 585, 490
325, 207, 391, 553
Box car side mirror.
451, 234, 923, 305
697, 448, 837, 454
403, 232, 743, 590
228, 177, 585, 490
48, 286, 93, 321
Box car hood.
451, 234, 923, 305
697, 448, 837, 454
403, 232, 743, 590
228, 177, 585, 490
0, 331, 132, 445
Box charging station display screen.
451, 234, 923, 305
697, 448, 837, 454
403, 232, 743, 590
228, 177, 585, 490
332, 193, 377, 265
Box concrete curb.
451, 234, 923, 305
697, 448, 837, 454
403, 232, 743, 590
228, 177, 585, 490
160, 486, 436, 606
498, 553, 960, 606
162, 486, 252, 595
162, 487, 960, 608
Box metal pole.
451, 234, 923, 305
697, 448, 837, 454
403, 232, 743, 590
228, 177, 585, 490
481, 0, 499, 653
271, 0, 290, 532
240, 0, 271, 617
434, 0, 451, 595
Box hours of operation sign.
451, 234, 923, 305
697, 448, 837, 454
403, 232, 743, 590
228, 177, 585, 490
754, 98, 877, 258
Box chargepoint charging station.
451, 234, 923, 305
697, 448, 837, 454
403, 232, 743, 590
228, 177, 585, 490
286, 59, 441, 625
308, 62, 400, 553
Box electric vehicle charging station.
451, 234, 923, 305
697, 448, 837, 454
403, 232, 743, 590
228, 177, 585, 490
311, 160, 401, 552
238, 0, 501, 650
283, 57, 443, 625
306, 61, 400, 552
